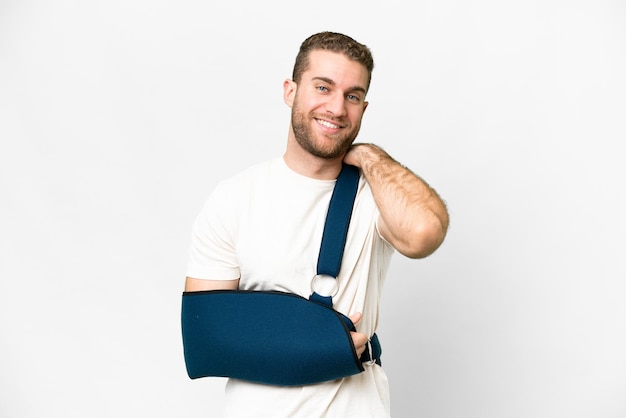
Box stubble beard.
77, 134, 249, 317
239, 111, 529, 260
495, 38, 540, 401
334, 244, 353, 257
291, 101, 360, 160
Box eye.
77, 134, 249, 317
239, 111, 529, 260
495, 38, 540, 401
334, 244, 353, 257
346, 94, 361, 102
316, 85, 329, 93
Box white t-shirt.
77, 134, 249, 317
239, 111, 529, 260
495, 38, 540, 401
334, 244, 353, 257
187, 157, 395, 417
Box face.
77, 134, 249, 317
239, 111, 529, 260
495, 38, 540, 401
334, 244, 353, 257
284, 50, 369, 159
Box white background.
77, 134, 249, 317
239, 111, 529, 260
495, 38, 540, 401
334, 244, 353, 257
1, 1, 625, 417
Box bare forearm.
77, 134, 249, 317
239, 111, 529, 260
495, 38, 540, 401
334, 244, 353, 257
185, 277, 240, 292
344, 144, 449, 258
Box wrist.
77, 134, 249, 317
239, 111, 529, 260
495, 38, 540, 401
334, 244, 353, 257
355, 144, 392, 173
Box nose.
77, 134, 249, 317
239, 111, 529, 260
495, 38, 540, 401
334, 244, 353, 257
324, 92, 347, 117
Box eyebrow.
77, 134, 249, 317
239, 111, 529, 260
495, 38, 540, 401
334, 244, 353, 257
312, 76, 367, 95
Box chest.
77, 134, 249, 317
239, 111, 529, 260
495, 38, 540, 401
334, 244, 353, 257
235, 186, 333, 295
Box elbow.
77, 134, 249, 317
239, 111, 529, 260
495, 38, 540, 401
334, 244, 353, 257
398, 218, 448, 259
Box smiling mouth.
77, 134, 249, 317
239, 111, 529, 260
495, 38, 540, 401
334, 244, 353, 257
315, 118, 343, 129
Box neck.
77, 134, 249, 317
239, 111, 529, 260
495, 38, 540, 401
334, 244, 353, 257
283, 134, 344, 180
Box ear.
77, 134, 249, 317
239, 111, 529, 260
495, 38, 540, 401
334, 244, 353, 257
283, 79, 297, 107
363, 101, 369, 113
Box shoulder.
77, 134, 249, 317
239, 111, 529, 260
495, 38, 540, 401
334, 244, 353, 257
354, 173, 375, 207
193, 160, 273, 228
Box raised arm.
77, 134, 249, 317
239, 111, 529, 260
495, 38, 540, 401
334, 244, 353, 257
343, 143, 449, 259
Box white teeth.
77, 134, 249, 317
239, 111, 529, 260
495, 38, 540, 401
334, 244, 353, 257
317, 119, 340, 129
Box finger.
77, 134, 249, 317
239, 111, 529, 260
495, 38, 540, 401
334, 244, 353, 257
348, 312, 362, 326
351, 331, 368, 357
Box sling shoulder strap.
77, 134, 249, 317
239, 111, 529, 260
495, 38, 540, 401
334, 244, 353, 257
313, 164, 382, 366
310, 164, 360, 307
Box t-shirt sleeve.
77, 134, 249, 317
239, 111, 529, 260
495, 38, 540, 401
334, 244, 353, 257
186, 182, 241, 280
361, 179, 394, 251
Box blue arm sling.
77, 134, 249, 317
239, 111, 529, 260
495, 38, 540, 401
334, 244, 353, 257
181, 164, 381, 386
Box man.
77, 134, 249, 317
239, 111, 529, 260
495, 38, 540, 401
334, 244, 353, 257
185, 31, 449, 417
